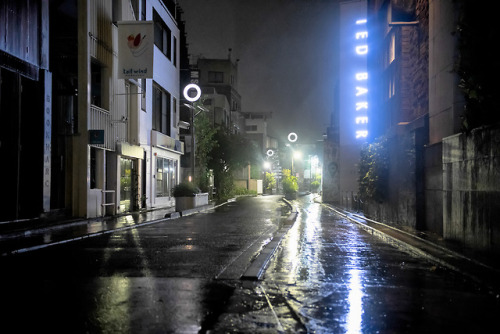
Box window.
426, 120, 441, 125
156, 157, 177, 197
90, 147, 97, 189
173, 96, 177, 117
208, 71, 224, 83
153, 83, 171, 135
388, 33, 395, 65
173, 36, 177, 67
154, 10, 171, 60
141, 79, 146, 111
131, 0, 139, 20
91, 61, 102, 108
245, 125, 258, 132
141, 0, 146, 20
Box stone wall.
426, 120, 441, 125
443, 126, 500, 252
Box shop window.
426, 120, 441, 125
156, 157, 177, 197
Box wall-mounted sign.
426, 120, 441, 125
118, 21, 154, 79
89, 130, 105, 145
354, 18, 368, 139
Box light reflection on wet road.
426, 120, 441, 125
1, 195, 499, 333
262, 195, 500, 333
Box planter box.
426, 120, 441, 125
175, 193, 209, 212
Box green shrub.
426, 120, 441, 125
359, 136, 389, 201
233, 186, 257, 196
282, 169, 298, 194
264, 172, 276, 190
172, 181, 199, 197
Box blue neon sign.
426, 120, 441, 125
354, 18, 368, 139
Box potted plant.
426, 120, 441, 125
173, 181, 209, 212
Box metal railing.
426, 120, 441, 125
101, 189, 116, 216
89, 105, 127, 150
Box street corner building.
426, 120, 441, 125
0, 0, 185, 221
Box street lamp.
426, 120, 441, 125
292, 150, 302, 176
183, 84, 202, 181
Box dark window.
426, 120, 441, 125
154, 10, 171, 60
208, 71, 224, 83
141, 0, 146, 20
173, 36, 177, 67
153, 83, 171, 135
91, 61, 102, 108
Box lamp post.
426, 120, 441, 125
183, 84, 201, 181
287, 132, 299, 175
292, 150, 302, 176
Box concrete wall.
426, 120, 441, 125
428, 0, 462, 145
424, 142, 443, 235
443, 126, 500, 252
322, 128, 340, 204
364, 120, 426, 231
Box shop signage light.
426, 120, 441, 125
354, 18, 368, 139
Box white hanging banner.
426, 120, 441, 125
118, 21, 154, 79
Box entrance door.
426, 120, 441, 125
120, 158, 134, 212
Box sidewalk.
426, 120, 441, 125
320, 202, 500, 295
0, 204, 214, 256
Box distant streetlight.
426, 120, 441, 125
292, 150, 302, 175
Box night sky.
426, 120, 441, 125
178, 0, 340, 144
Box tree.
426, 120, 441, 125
193, 109, 217, 191
208, 128, 260, 202
264, 172, 276, 192
282, 169, 298, 198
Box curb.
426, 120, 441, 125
321, 203, 500, 295
241, 198, 298, 280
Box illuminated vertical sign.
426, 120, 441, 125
337, 0, 367, 195
354, 18, 368, 139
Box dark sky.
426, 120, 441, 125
178, 0, 340, 144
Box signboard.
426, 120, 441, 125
338, 0, 367, 194
89, 130, 105, 145
43, 71, 52, 211
118, 21, 154, 79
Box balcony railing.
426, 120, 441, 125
89, 105, 127, 151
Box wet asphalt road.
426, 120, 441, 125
1, 194, 499, 333
211, 195, 500, 333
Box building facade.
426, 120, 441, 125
337, 0, 500, 253
0, 0, 184, 222
0, 0, 51, 221
73, 0, 183, 218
